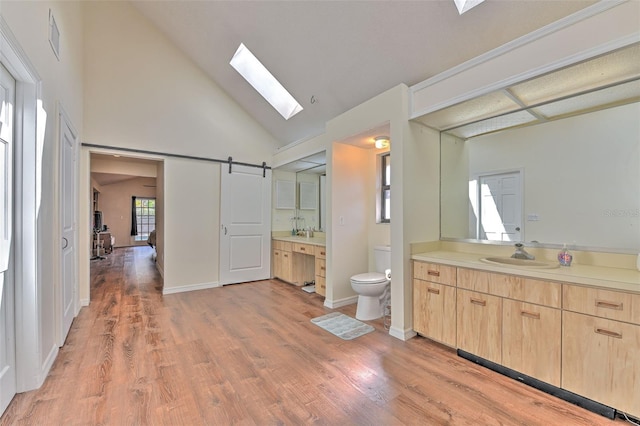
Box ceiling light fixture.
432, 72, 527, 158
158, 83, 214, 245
454, 0, 485, 14
374, 136, 390, 149
230, 43, 303, 120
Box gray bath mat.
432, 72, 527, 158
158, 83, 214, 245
311, 312, 374, 340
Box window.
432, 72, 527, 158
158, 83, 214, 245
380, 153, 390, 223
135, 197, 156, 241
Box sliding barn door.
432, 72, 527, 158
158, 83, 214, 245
219, 164, 271, 285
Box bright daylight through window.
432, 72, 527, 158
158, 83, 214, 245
135, 198, 156, 241
380, 153, 390, 223
230, 43, 303, 120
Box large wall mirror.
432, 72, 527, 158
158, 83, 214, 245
272, 152, 326, 233
419, 42, 640, 253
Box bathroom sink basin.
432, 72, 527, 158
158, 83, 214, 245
480, 257, 560, 269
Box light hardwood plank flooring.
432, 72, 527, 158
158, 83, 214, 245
1, 246, 620, 425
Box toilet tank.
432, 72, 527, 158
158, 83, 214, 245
373, 245, 391, 273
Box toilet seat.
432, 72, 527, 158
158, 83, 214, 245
351, 272, 388, 284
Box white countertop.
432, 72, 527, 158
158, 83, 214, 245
412, 250, 640, 294
272, 235, 326, 247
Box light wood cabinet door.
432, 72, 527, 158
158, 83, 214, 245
272, 249, 282, 279
457, 289, 502, 364
413, 279, 456, 347
562, 311, 640, 418
315, 275, 326, 297
274, 249, 293, 283
502, 299, 561, 386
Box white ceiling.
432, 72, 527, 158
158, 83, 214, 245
130, 0, 597, 147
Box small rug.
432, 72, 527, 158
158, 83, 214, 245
310, 312, 374, 340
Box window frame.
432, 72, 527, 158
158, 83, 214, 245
134, 197, 156, 242
379, 152, 391, 224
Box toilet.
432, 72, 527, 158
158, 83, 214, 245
350, 245, 391, 321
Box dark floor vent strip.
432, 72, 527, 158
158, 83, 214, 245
456, 349, 616, 420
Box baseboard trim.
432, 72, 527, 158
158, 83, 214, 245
156, 262, 164, 278
162, 281, 221, 295
79, 298, 89, 307
323, 295, 358, 309
389, 326, 417, 341
457, 349, 616, 420
40, 344, 59, 387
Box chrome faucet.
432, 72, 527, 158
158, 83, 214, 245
511, 243, 535, 260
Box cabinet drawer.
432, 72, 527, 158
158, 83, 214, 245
314, 245, 326, 259
293, 242, 314, 255
315, 258, 326, 278
458, 268, 561, 308
562, 311, 640, 417
563, 285, 640, 325
272, 240, 292, 252
413, 261, 456, 285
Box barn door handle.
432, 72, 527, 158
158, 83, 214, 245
224, 226, 228, 235
62, 237, 68, 249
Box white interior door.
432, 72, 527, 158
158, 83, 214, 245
220, 164, 271, 285
479, 171, 522, 241
58, 110, 77, 345
0, 62, 16, 415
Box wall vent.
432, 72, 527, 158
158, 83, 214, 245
49, 9, 60, 60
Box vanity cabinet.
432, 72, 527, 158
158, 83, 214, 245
272, 240, 292, 283
562, 285, 640, 418
413, 259, 639, 417
413, 262, 457, 347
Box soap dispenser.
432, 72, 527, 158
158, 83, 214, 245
558, 244, 573, 267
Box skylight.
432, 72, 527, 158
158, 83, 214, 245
454, 0, 485, 14
230, 43, 303, 120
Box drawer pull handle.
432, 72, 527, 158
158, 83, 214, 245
284, 254, 288, 258
320, 251, 325, 256
427, 288, 440, 295
520, 310, 540, 320
427, 270, 440, 277
320, 267, 325, 271
470, 298, 486, 307
595, 300, 623, 310
300, 247, 305, 252
594, 328, 622, 339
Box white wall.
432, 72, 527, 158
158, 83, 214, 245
81, 1, 280, 294
1, 0, 84, 390
329, 143, 371, 303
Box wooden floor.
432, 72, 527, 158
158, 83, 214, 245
1, 246, 619, 425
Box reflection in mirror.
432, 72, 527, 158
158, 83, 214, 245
441, 102, 639, 252
272, 152, 326, 233
435, 43, 640, 253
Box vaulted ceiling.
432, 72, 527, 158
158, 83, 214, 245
130, 0, 597, 147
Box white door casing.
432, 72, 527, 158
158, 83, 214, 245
0, 62, 16, 415
219, 164, 271, 285
58, 107, 77, 346
478, 171, 522, 242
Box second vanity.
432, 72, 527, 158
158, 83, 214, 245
272, 235, 326, 296
412, 249, 640, 420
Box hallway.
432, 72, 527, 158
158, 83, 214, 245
1, 247, 616, 425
